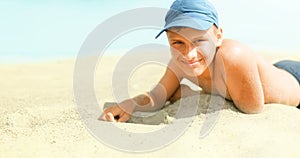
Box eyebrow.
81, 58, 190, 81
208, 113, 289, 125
168, 34, 207, 42
192, 36, 207, 40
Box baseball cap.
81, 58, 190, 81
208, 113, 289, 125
155, 0, 219, 39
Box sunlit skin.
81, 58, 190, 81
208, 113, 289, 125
99, 26, 300, 122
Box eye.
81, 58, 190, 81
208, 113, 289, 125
172, 41, 183, 45
194, 39, 205, 43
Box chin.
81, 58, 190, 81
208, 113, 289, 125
191, 68, 206, 77
181, 64, 206, 77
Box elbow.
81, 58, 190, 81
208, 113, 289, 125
242, 105, 263, 114
233, 95, 264, 114
236, 102, 264, 114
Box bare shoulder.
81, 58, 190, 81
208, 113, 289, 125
217, 39, 256, 64
216, 39, 256, 67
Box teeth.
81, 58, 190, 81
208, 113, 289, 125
180, 58, 203, 65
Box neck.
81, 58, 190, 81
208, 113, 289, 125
199, 65, 213, 81
200, 48, 218, 80
196, 48, 218, 88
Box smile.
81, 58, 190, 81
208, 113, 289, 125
182, 58, 203, 67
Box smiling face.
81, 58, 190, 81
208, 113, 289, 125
166, 26, 223, 77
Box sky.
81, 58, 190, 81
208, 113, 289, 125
1, 0, 299, 63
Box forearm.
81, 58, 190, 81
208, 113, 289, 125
132, 82, 172, 112
132, 92, 166, 112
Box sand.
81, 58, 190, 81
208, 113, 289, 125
1, 55, 300, 158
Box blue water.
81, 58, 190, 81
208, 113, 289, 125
1, 0, 299, 63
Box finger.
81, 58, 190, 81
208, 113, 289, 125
117, 113, 130, 122
102, 106, 112, 113
106, 112, 116, 122
98, 113, 107, 121
99, 107, 112, 121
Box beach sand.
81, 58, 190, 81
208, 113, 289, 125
1, 54, 300, 158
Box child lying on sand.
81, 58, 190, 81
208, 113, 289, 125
100, 0, 300, 122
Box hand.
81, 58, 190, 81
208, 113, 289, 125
99, 100, 135, 122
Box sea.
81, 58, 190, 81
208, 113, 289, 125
1, 0, 299, 64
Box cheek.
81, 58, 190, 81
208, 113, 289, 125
170, 47, 181, 58
197, 42, 214, 55
196, 42, 217, 63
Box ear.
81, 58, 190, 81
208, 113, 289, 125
215, 28, 223, 47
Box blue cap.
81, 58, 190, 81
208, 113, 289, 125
155, 0, 219, 39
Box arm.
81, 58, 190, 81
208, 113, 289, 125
221, 43, 264, 113
134, 67, 181, 112
99, 66, 181, 122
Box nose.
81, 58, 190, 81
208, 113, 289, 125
183, 44, 197, 60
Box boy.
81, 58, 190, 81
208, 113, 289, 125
100, 0, 300, 122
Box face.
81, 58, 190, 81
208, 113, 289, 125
166, 26, 223, 77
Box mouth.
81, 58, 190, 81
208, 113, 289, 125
181, 58, 203, 67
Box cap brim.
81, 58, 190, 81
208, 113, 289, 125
155, 13, 213, 39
